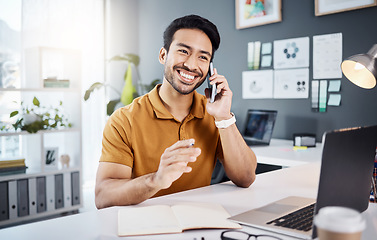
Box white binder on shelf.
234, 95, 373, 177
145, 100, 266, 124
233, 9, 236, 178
46, 175, 55, 211
28, 178, 37, 215
63, 172, 72, 208
8, 180, 18, 219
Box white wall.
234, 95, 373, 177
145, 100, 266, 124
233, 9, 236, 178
105, 0, 140, 100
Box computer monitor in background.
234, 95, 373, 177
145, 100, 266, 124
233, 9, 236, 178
243, 109, 277, 146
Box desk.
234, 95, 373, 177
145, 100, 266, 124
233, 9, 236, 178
252, 139, 323, 167
1, 163, 376, 240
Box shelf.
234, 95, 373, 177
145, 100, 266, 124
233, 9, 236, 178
0, 204, 81, 228
0, 168, 82, 228
0, 167, 81, 182
0, 88, 80, 92
0, 46, 83, 228
0, 128, 81, 137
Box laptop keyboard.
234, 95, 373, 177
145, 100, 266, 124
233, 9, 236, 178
266, 203, 315, 232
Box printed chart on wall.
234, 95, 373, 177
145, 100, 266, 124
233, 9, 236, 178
242, 70, 274, 99
313, 33, 342, 79
274, 68, 309, 99
312, 33, 343, 112
273, 37, 309, 69
273, 37, 310, 99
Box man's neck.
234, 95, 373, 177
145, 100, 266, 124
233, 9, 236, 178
158, 82, 194, 122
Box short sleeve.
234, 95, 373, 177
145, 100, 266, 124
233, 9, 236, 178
99, 109, 134, 167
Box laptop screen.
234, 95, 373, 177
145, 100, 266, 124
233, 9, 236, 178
243, 109, 277, 144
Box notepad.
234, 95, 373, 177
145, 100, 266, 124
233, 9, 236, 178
117, 202, 241, 236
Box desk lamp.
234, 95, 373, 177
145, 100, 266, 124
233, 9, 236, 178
341, 44, 377, 89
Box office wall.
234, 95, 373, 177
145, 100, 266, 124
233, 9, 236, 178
123, 0, 377, 141
105, 0, 139, 99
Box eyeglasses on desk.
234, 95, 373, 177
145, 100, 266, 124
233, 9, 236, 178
221, 230, 283, 240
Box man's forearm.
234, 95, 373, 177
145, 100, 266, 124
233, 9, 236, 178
95, 173, 161, 208
218, 124, 257, 187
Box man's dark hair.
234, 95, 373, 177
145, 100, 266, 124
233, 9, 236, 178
163, 15, 220, 60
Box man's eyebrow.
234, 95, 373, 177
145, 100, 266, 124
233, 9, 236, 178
176, 42, 212, 58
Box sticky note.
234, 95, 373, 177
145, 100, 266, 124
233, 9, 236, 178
328, 80, 341, 92
328, 94, 341, 106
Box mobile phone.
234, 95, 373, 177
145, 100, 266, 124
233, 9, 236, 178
207, 62, 216, 103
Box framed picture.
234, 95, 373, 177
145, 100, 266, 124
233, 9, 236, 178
44, 147, 59, 170
236, 0, 282, 29
315, 0, 377, 16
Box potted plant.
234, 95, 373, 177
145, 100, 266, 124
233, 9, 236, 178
9, 96, 72, 133
84, 53, 160, 115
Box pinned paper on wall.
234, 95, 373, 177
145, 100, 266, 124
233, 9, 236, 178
273, 37, 310, 69
261, 42, 273, 68
313, 33, 342, 79
248, 41, 261, 70
328, 80, 341, 92
319, 80, 328, 112
261, 55, 272, 68
311, 80, 319, 111
261, 42, 272, 54
253, 41, 261, 70
328, 94, 341, 106
247, 42, 254, 70
273, 68, 309, 99
242, 70, 273, 99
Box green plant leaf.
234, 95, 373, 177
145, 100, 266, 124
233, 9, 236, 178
10, 111, 19, 118
33, 97, 40, 107
8, 96, 72, 133
121, 64, 137, 106
84, 82, 105, 101
109, 53, 140, 66
107, 99, 121, 116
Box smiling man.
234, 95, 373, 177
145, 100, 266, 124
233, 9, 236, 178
95, 15, 257, 208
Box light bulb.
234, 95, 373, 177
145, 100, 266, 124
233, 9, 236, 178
354, 62, 365, 70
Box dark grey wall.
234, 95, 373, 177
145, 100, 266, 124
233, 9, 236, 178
134, 0, 377, 142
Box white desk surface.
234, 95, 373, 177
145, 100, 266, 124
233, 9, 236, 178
252, 139, 323, 167
1, 162, 376, 240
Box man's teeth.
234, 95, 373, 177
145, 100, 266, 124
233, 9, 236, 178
180, 71, 195, 80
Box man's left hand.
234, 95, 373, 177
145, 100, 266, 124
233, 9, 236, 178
205, 68, 233, 121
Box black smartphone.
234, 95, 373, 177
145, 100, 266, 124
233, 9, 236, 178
207, 62, 216, 103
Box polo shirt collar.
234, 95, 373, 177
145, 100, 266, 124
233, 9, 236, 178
148, 84, 205, 120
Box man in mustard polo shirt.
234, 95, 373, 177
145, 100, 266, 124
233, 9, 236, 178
95, 15, 257, 208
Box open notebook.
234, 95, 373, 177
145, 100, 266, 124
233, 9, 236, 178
118, 202, 241, 236
230, 125, 377, 239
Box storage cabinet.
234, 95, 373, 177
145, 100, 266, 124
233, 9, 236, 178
0, 47, 82, 228
0, 170, 81, 227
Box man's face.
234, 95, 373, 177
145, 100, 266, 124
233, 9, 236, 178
159, 28, 213, 95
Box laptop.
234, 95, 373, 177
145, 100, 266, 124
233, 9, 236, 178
243, 109, 277, 146
230, 125, 377, 239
